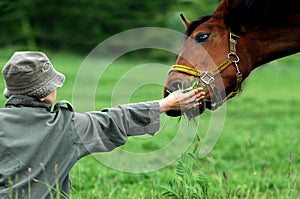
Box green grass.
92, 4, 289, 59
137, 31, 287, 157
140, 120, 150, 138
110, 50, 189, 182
0, 48, 299, 198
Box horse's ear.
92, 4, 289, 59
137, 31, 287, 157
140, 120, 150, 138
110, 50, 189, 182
180, 14, 190, 28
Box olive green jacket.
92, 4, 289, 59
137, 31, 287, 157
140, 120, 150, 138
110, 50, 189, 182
0, 95, 160, 198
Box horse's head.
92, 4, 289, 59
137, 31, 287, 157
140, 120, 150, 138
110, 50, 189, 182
164, 1, 248, 117
164, 0, 300, 118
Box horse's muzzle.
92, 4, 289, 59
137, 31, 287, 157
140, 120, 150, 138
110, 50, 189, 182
163, 86, 206, 118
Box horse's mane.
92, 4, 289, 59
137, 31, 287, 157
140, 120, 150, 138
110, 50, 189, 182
185, 0, 299, 36
225, 0, 300, 33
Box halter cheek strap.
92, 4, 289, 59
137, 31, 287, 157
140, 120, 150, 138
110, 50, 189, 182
169, 31, 243, 110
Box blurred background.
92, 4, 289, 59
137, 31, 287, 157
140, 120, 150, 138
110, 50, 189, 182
0, 0, 219, 55
1, 1, 299, 198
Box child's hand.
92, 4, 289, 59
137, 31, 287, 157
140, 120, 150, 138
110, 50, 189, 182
158, 87, 206, 113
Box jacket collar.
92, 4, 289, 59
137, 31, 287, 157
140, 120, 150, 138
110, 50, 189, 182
5, 95, 52, 111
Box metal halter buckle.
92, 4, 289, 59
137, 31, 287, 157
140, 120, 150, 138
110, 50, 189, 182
200, 72, 215, 85
227, 52, 240, 63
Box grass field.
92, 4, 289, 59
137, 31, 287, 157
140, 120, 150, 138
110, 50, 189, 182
0, 48, 299, 198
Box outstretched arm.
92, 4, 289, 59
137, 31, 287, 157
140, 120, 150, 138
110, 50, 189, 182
73, 88, 205, 156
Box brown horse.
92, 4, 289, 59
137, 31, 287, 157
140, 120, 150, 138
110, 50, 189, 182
163, 0, 300, 117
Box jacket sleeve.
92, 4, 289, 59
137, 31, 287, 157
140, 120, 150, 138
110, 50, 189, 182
73, 101, 160, 157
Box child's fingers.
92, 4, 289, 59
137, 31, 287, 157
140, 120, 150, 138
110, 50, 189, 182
184, 87, 203, 98
196, 91, 206, 100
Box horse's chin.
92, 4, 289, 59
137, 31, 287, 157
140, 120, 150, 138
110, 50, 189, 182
165, 103, 206, 118
165, 110, 182, 117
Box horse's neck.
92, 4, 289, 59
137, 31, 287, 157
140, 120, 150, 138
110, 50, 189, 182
244, 13, 300, 70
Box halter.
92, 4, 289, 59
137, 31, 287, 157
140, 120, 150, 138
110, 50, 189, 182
169, 31, 243, 110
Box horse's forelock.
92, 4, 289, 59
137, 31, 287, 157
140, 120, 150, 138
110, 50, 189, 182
185, 15, 212, 37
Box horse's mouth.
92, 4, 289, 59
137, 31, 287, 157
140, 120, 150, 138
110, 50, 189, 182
163, 85, 207, 118
163, 79, 212, 118
165, 103, 206, 118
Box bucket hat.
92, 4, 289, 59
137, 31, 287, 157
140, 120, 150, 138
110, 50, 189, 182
2, 51, 65, 99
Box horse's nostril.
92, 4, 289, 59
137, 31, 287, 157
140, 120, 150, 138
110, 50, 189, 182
170, 81, 183, 91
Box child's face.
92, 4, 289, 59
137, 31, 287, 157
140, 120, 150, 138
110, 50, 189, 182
41, 89, 57, 105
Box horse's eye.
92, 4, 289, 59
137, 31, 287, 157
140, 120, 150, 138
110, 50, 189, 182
195, 33, 209, 42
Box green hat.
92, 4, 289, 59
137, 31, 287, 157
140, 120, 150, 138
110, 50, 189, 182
2, 51, 65, 99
